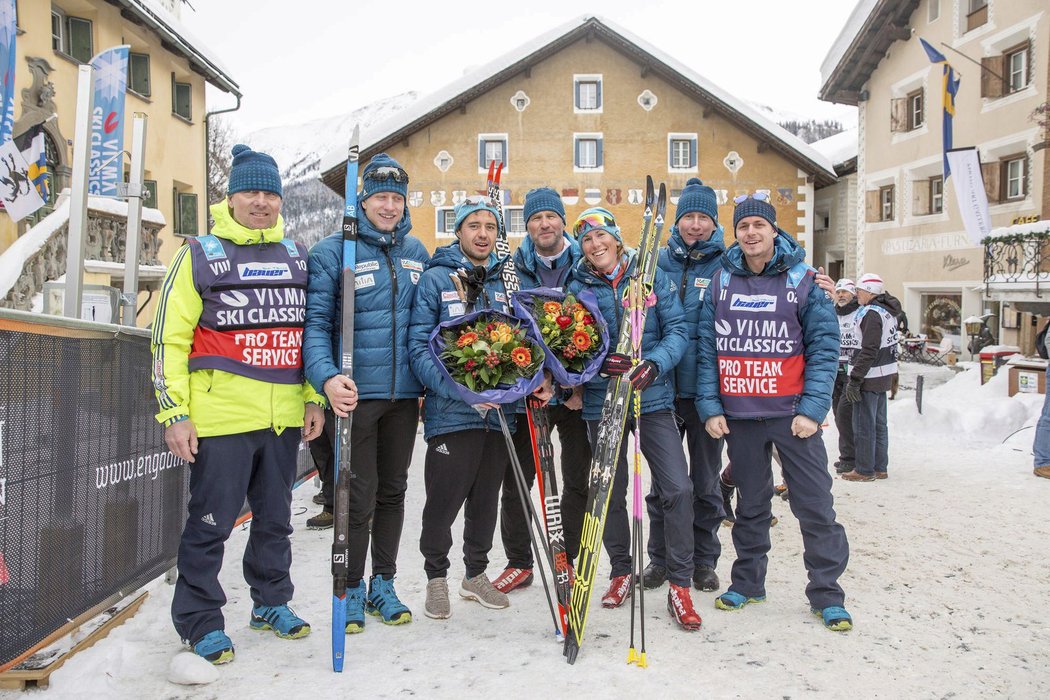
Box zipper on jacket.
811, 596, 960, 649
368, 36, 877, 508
382, 248, 399, 401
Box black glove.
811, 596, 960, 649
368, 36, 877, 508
599, 352, 633, 379
844, 379, 863, 404
627, 360, 659, 391
458, 265, 487, 308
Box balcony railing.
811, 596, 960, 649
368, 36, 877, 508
984, 229, 1050, 297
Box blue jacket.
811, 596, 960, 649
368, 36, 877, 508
566, 251, 688, 421
408, 243, 516, 440
513, 234, 584, 291
657, 225, 725, 399
695, 231, 839, 423
302, 212, 430, 401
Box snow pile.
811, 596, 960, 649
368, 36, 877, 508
890, 364, 1041, 447
167, 651, 219, 685
811, 127, 858, 167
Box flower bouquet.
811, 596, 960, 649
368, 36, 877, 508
510, 288, 609, 386
427, 309, 547, 405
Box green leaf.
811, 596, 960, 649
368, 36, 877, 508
465, 373, 476, 391
480, 367, 490, 384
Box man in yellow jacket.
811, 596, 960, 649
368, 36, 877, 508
151, 144, 331, 665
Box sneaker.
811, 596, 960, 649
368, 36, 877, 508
424, 577, 451, 619
312, 492, 325, 505
692, 565, 719, 592
874, 471, 888, 480
192, 630, 234, 665
1035, 466, 1050, 479
641, 563, 667, 589
834, 461, 854, 474
249, 604, 311, 639
601, 574, 633, 608
491, 567, 534, 593
306, 510, 334, 530
345, 580, 366, 633
841, 470, 876, 482
812, 605, 853, 632
367, 575, 412, 624
715, 590, 766, 611
667, 584, 702, 631
460, 574, 510, 609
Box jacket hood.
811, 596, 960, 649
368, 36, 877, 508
357, 203, 413, 248
429, 241, 506, 277
836, 299, 860, 316
722, 227, 805, 277
209, 199, 285, 244
868, 292, 903, 317
667, 225, 725, 264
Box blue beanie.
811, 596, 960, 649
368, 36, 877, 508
360, 153, 409, 202
573, 207, 622, 244
228, 144, 282, 197
675, 177, 718, 225
733, 195, 778, 230
454, 196, 502, 233
523, 187, 566, 225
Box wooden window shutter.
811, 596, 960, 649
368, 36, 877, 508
981, 55, 1004, 98
981, 162, 1000, 203
865, 190, 881, 222
913, 180, 930, 216
890, 98, 907, 132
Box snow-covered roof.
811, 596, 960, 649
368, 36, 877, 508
820, 0, 880, 88
320, 15, 836, 187
811, 128, 858, 168
988, 220, 1050, 239
115, 0, 239, 95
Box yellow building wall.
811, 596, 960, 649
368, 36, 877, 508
370, 38, 812, 252
2, 0, 210, 270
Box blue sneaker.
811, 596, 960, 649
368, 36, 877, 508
345, 580, 366, 634
249, 604, 311, 639
192, 630, 234, 665
367, 575, 412, 625
812, 605, 853, 632
715, 590, 767, 611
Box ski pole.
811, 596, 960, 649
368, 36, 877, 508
495, 406, 562, 640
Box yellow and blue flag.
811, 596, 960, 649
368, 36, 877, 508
15, 124, 49, 200
920, 38, 962, 179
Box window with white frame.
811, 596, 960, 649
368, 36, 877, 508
574, 75, 603, 113
478, 134, 508, 171
574, 134, 604, 171
907, 89, 924, 130
506, 206, 526, 238
930, 176, 944, 214
435, 207, 457, 238
51, 6, 93, 63
880, 185, 895, 221
668, 133, 697, 171
1006, 43, 1029, 94
1004, 156, 1026, 200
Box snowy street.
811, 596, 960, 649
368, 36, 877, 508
14, 362, 1050, 699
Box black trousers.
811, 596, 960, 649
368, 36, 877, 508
420, 429, 509, 580
831, 372, 855, 467
498, 403, 591, 568
309, 399, 418, 584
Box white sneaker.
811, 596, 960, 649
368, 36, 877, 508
424, 577, 451, 619
460, 574, 510, 609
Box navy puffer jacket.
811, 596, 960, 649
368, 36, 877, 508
566, 250, 687, 421
408, 243, 516, 441
513, 234, 584, 290
695, 231, 839, 423
302, 210, 430, 400
657, 225, 725, 399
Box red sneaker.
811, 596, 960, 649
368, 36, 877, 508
667, 583, 702, 631
491, 567, 534, 593
601, 574, 633, 608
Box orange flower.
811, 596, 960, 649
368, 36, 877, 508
511, 347, 532, 367
457, 332, 478, 348
572, 330, 592, 351
543, 301, 562, 315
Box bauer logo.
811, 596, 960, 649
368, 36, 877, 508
237, 263, 292, 280
730, 294, 777, 312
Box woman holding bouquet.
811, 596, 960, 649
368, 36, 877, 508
565, 207, 703, 631
408, 197, 551, 621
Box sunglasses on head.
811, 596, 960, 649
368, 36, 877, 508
573, 211, 617, 238
364, 166, 410, 184
732, 192, 770, 205
463, 194, 499, 207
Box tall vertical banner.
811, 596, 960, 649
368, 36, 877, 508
945, 147, 991, 245
919, 38, 962, 179
88, 45, 129, 197
0, 0, 16, 144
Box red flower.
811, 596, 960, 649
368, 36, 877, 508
464, 359, 477, 370
582, 314, 595, 325
556, 315, 573, 329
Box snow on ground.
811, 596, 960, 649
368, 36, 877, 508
9, 362, 1050, 699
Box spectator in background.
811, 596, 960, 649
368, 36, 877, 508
832, 279, 861, 475
1032, 322, 1050, 480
